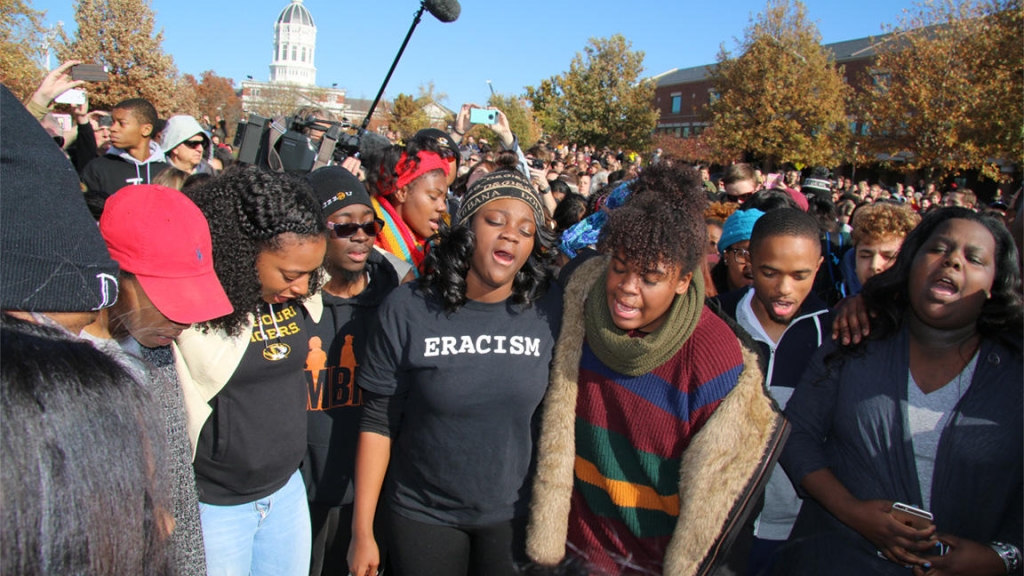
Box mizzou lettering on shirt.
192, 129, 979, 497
250, 305, 302, 342
192, 300, 308, 505
423, 335, 542, 357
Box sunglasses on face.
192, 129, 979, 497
182, 139, 205, 150
326, 218, 386, 239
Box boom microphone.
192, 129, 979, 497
360, 0, 462, 129
358, 131, 392, 163
424, 0, 460, 23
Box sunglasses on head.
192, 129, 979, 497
182, 139, 205, 150
326, 218, 386, 239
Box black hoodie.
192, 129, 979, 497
80, 142, 169, 195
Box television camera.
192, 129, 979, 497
233, 114, 366, 175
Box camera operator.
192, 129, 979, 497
293, 106, 338, 145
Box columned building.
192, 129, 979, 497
269, 0, 317, 86
240, 0, 350, 119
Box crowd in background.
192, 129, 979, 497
2, 62, 1023, 576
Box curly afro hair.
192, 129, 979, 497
704, 201, 740, 225
851, 202, 921, 245
600, 163, 707, 276
185, 166, 327, 336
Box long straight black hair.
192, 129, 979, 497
1, 314, 172, 575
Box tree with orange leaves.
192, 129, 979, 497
707, 0, 852, 168
858, 0, 1022, 182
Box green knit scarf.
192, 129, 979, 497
583, 266, 705, 377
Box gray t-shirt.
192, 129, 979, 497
907, 353, 978, 511
359, 282, 562, 526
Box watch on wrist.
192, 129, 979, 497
991, 541, 1021, 573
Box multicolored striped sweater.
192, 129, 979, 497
567, 309, 744, 575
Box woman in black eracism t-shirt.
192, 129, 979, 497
348, 171, 563, 576
177, 168, 328, 576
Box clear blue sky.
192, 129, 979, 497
32, 0, 916, 114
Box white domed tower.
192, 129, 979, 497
269, 0, 317, 85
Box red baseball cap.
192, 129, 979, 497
99, 184, 232, 324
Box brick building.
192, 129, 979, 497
651, 34, 884, 138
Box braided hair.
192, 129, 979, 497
185, 167, 327, 336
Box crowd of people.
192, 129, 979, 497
2, 61, 1023, 576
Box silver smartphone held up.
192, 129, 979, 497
55, 88, 86, 106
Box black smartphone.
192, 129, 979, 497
71, 63, 109, 82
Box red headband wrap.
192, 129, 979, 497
394, 151, 450, 193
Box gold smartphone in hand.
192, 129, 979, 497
891, 502, 933, 530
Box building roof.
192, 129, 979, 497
277, 0, 315, 27
422, 101, 454, 118
651, 65, 716, 87
653, 32, 893, 87
826, 34, 887, 62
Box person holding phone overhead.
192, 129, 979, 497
778, 207, 1023, 575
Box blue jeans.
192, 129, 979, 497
199, 470, 311, 576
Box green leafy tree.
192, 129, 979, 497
389, 92, 430, 140
526, 34, 658, 151
1, 0, 48, 101
859, 0, 1022, 181
707, 0, 851, 167
57, 0, 195, 116
525, 78, 560, 137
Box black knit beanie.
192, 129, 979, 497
1, 84, 120, 312
306, 166, 372, 217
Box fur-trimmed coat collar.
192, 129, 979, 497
527, 256, 788, 575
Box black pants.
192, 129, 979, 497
309, 502, 353, 576
387, 512, 527, 576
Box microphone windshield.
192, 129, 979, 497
358, 132, 392, 162
424, 0, 460, 23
